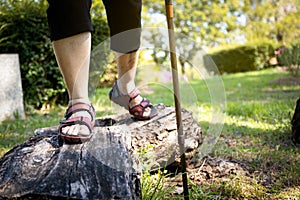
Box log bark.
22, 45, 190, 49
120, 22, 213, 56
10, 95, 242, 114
0, 104, 202, 199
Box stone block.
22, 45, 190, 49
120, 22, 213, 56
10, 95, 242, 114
0, 54, 25, 121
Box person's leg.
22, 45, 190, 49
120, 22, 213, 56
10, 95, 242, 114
47, 0, 94, 141
102, 0, 141, 97
116, 52, 151, 118
103, 0, 157, 119
52, 32, 92, 136
116, 52, 138, 94
53, 32, 90, 104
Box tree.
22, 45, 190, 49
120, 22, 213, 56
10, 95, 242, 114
242, 0, 300, 44
142, 0, 242, 75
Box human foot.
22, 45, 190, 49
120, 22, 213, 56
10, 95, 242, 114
109, 82, 158, 120
59, 103, 95, 143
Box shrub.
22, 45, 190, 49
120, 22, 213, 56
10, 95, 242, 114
0, 0, 66, 109
0, 0, 110, 109
255, 42, 276, 69
278, 43, 300, 76
204, 42, 275, 74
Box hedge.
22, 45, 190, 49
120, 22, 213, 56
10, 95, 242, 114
204, 42, 276, 74
278, 43, 300, 76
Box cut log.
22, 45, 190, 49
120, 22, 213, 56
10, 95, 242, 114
0, 104, 202, 199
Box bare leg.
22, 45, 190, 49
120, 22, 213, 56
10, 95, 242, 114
116, 51, 151, 117
116, 51, 138, 94
52, 32, 92, 136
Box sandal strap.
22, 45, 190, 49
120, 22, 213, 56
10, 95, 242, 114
65, 103, 95, 120
109, 81, 141, 110
109, 83, 130, 109
129, 98, 151, 117
128, 89, 140, 102
59, 116, 93, 132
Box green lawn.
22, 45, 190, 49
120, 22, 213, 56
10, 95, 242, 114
0, 67, 299, 199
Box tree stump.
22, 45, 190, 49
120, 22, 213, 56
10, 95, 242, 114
0, 104, 202, 199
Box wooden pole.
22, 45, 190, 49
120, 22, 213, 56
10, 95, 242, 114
164, 0, 189, 199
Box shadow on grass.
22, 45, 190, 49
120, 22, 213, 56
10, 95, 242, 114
197, 119, 300, 195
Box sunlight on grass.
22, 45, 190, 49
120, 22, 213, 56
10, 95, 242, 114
0, 67, 299, 199
194, 68, 300, 199
225, 115, 286, 132
275, 187, 300, 199
219, 175, 267, 198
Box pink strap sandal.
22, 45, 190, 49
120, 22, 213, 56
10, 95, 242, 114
59, 103, 95, 143
109, 82, 158, 120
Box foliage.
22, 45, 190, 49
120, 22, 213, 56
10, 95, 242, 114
255, 41, 277, 69
90, 0, 110, 48
204, 42, 276, 74
0, 0, 67, 109
0, 0, 109, 109
142, 0, 300, 71
143, 0, 242, 46
97, 61, 117, 88
241, 0, 300, 44
141, 170, 174, 200
142, 0, 300, 74
278, 43, 300, 76
142, 0, 243, 71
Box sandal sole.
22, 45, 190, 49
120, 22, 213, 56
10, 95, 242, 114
60, 133, 93, 144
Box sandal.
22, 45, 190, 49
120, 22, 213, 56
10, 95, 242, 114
59, 103, 95, 143
109, 82, 158, 120
109, 82, 131, 109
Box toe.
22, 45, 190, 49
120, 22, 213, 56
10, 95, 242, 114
143, 107, 151, 118
79, 125, 90, 136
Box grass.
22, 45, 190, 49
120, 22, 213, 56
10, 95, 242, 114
0, 67, 300, 199
193, 68, 300, 200
0, 107, 64, 157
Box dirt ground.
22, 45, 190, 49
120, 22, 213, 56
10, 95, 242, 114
165, 156, 251, 195
269, 76, 300, 85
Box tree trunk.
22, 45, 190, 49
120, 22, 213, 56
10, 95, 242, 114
0, 104, 202, 199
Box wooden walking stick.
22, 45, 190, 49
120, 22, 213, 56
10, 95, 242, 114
164, 0, 189, 199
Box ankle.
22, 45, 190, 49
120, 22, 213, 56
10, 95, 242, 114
68, 98, 90, 106
129, 95, 142, 108
116, 80, 135, 95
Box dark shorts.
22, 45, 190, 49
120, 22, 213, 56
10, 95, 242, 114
47, 0, 142, 53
